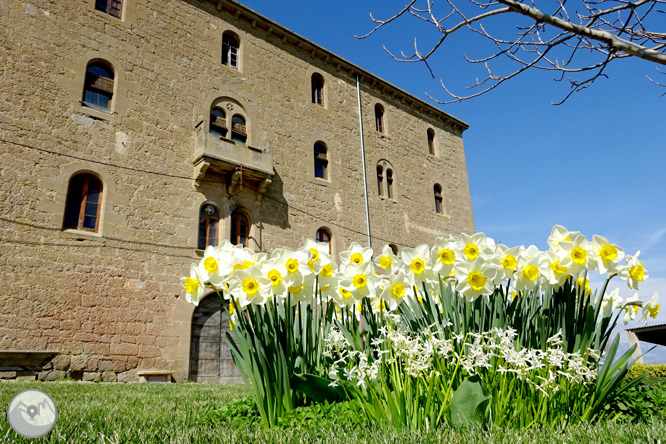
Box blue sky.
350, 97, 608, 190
241, 1, 666, 362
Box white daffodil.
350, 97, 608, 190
592, 235, 625, 274
379, 272, 412, 311
640, 292, 660, 325
339, 242, 373, 270
227, 266, 271, 309
618, 252, 649, 290
330, 285, 357, 307
317, 261, 339, 292
300, 238, 333, 274
514, 255, 543, 293
340, 262, 380, 301
431, 235, 459, 277
457, 232, 494, 262
287, 273, 315, 304
180, 263, 206, 306
540, 250, 570, 289
374, 244, 402, 275
197, 245, 233, 286
401, 244, 435, 285
547, 225, 580, 251
455, 258, 497, 301
270, 247, 312, 287
559, 234, 597, 275
260, 258, 288, 299
491, 244, 522, 284
600, 288, 623, 312
622, 293, 640, 324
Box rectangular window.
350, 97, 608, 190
95, 0, 123, 19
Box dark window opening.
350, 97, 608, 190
83, 62, 114, 112
231, 115, 247, 144
316, 228, 332, 254
434, 184, 443, 214
231, 210, 249, 247
64, 174, 102, 232
389, 244, 399, 255
375, 105, 384, 133
428, 129, 436, 155
95, 0, 122, 19
311, 74, 324, 106
314, 143, 328, 179
210, 108, 228, 137
222, 33, 239, 69
386, 169, 393, 199
377, 165, 384, 196
198, 204, 220, 249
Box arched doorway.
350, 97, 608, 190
189, 295, 241, 383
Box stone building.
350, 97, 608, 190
0, 0, 474, 382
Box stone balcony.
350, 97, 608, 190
193, 122, 274, 196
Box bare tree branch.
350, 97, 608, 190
359, 0, 666, 104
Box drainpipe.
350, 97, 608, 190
356, 74, 372, 248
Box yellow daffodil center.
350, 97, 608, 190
242, 278, 259, 295
629, 262, 645, 281
463, 244, 479, 260
576, 277, 590, 288
571, 247, 587, 265
286, 258, 299, 274
353, 274, 367, 289
501, 255, 517, 270
648, 304, 661, 319
267, 269, 282, 287
320, 285, 330, 291
288, 283, 304, 294
340, 287, 352, 299
233, 261, 254, 273
469, 271, 487, 291
599, 244, 618, 261
351, 253, 364, 265
204, 257, 218, 273
410, 258, 426, 275
439, 249, 455, 265
307, 260, 315, 272
321, 264, 334, 278
379, 256, 392, 269
309, 248, 320, 262
551, 260, 567, 275
184, 277, 199, 294
523, 265, 540, 281
391, 283, 406, 299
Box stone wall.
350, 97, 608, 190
0, 0, 474, 382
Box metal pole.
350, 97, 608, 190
356, 75, 372, 248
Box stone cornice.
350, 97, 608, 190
195, 0, 470, 133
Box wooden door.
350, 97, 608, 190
189, 295, 241, 383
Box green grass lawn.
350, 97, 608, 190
1, 381, 664, 443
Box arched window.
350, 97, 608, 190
389, 244, 399, 255
222, 33, 240, 69
376, 165, 384, 196
95, 0, 122, 19
64, 174, 103, 232
209, 108, 227, 137
316, 228, 332, 254
434, 184, 443, 214
386, 168, 393, 199
375, 104, 384, 133
198, 204, 220, 250
427, 129, 436, 155
230, 210, 249, 247
314, 142, 328, 179
231, 115, 247, 144
311, 73, 324, 106
83, 61, 114, 112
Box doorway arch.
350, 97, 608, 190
189, 294, 241, 383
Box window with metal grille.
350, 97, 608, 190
314, 142, 328, 179
231, 210, 249, 247
63, 174, 102, 232
316, 228, 332, 254
377, 165, 384, 196
434, 184, 443, 214
83, 62, 114, 112
375, 104, 384, 133
198, 204, 220, 250
95, 0, 122, 19
311, 74, 324, 106
210, 108, 227, 137
231, 115, 247, 144
222, 33, 239, 69
428, 129, 436, 155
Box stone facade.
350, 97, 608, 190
0, 0, 474, 382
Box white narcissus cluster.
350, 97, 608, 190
179, 225, 659, 325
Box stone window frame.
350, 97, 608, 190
434, 183, 447, 216
305, 68, 331, 112
314, 226, 335, 257
206, 95, 253, 147
198, 203, 221, 250
82, 61, 115, 113
63, 173, 104, 233
374, 104, 386, 134
308, 137, 334, 187
376, 159, 396, 201
69, 52, 128, 123
222, 31, 241, 71
427, 128, 437, 156
217, 25, 246, 75
313, 142, 329, 181
230, 208, 251, 248
87, 0, 138, 27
